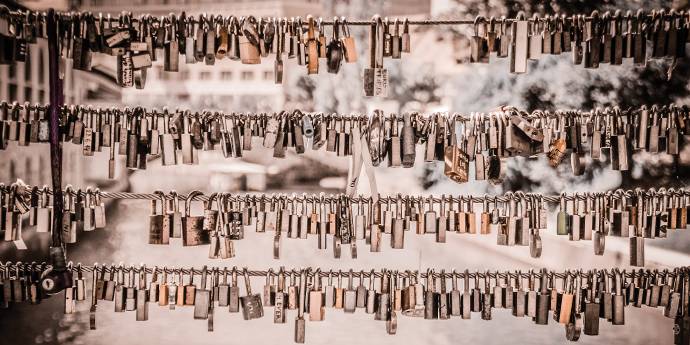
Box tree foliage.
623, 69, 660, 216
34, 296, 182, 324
442, 0, 690, 194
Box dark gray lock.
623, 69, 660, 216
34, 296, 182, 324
135, 266, 148, 321
630, 236, 645, 267
664, 270, 680, 319
365, 270, 376, 314
424, 269, 438, 320
182, 191, 209, 246
356, 272, 368, 309
124, 267, 137, 312
471, 274, 483, 313
401, 113, 416, 167
512, 272, 526, 317
437, 270, 449, 320
481, 271, 492, 320
657, 271, 671, 308
584, 272, 600, 335
104, 266, 117, 302
470, 17, 490, 63
229, 268, 240, 313
612, 270, 625, 325
295, 269, 307, 343
534, 269, 551, 325
148, 191, 169, 245
240, 268, 263, 320
461, 270, 472, 319
264, 269, 276, 307
216, 269, 230, 307
164, 17, 180, 72
391, 197, 405, 249
375, 271, 392, 321
502, 273, 514, 310
400, 271, 416, 315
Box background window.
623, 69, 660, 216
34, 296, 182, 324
221, 71, 233, 80
241, 71, 254, 80
9, 84, 17, 100
38, 49, 45, 83
24, 56, 32, 82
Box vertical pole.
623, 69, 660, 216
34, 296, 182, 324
41, 8, 72, 294
47, 9, 64, 252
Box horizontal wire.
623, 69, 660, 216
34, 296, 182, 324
4, 101, 671, 123
2, 261, 681, 281
5, 9, 666, 27
9, 183, 686, 205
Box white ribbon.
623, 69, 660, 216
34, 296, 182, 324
347, 123, 378, 203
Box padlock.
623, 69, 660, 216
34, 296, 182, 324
182, 190, 209, 246
149, 191, 169, 244
240, 17, 261, 64
309, 269, 325, 321
194, 267, 211, 320
240, 268, 264, 320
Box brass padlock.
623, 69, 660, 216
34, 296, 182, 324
306, 15, 319, 74
240, 16, 261, 64
444, 144, 469, 183
182, 190, 209, 246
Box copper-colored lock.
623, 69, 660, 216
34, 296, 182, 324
216, 24, 229, 60
176, 270, 186, 306
547, 138, 567, 167
309, 269, 325, 321
183, 269, 196, 306
480, 197, 491, 234
158, 270, 169, 306
306, 15, 319, 74
239, 17, 261, 64
444, 145, 469, 183
341, 18, 357, 63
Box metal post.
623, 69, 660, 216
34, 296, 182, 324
41, 8, 72, 295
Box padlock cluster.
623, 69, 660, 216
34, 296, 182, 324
9, 184, 690, 268
1, 182, 106, 246
3, 102, 688, 182
0, 11, 362, 89
3, 262, 689, 343
467, 9, 687, 74
2, 5, 690, 344
3, 9, 689, 94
